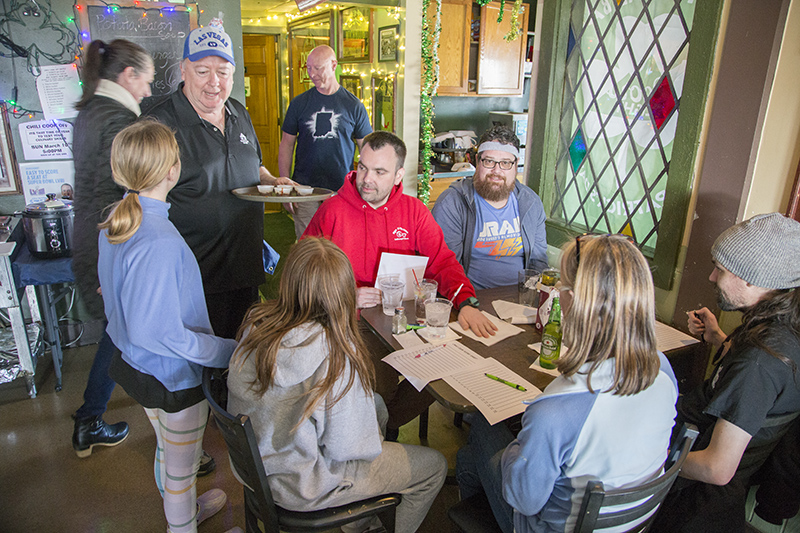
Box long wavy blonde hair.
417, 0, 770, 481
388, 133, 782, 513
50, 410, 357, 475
98, 120, 180, 244
558, 234, 659, 395
232, 238, 375, 422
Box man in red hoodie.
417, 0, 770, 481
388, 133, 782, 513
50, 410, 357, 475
304, 131, 496, 438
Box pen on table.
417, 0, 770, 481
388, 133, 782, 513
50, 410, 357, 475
415, 344, 446, 358
406, 324, 426, 330
485, 373, 527, 391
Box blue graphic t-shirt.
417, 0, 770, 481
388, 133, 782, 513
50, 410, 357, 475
282, 86, 372, 190
468, 193, 524, 289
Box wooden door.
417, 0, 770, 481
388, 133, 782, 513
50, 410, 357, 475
243, 34, 280, 175
477, 2, 529, 95
426, 0, 471, 95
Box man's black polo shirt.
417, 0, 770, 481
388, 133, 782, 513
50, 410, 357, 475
146, 83, 265, 294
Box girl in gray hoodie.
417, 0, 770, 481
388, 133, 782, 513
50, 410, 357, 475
227, 237, 447, 533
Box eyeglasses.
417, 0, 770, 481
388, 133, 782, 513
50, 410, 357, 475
575, 233, 636, 266
479, 157, 517, 171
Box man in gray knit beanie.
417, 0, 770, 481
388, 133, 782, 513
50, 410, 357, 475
652, 213, 800, 533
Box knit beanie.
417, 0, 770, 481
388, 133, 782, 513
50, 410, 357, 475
711, 213, 800, 289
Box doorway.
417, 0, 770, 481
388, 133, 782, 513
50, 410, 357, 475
243, 34, 280, 175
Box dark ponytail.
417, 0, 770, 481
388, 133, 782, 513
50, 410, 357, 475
75, 39, 152, 110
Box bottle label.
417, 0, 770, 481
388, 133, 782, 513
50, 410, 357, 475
540, 334, 560, 360
541, 336, 556, 352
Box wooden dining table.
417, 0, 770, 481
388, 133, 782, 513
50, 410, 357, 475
361, 285, 554, 413
360, 284, 708, 414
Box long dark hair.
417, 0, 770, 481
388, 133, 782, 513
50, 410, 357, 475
731, 288, 800, 372
75, 39, 152, 110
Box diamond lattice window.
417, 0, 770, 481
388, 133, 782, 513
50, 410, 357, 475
551, 0, 696, 253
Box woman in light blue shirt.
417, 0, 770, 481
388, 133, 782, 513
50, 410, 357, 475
456, 234, 678, 533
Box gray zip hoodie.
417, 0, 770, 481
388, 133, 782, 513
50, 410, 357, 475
227, 322, 382, 510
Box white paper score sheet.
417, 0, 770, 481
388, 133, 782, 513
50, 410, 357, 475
443, 357, 541, 425
381, 341, 484, 391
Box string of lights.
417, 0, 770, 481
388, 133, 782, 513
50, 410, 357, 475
0, 0, 80, 117
273, 5, 404, 139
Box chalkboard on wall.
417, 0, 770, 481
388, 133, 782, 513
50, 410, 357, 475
76, 1, 198, 97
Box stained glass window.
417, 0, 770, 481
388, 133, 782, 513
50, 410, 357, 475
551, 0, 696, 254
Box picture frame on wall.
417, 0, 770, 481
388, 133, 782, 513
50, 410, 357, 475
339, 75, 362, 99
0, 104, 21, 195
378, 25, 399, 63
338, 6, 372, 63
288, 12, 334, 99
372, 75, 396, 134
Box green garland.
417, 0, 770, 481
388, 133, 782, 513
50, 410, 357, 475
496, 0, 505, 22
418, 0, 441, 205
503, 0, 524, 41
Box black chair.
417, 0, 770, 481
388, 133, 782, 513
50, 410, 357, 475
201, 366, 402, 533
572, 423, 699, 532
448, 423, 698, 533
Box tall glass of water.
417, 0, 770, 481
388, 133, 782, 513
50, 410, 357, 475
378, 276, 405, 316
425, 298, 453, 339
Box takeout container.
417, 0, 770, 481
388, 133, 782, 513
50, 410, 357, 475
257, 185, 274, 195
296, 186, 314, 196
276, 185, 293, 195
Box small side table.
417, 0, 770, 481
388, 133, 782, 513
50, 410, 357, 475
11, 237, 75, 393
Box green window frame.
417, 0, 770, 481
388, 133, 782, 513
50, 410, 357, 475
527, 0, 723, 289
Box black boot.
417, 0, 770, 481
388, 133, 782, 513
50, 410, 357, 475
72, 415, 129, 458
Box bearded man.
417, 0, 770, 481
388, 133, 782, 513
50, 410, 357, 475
432, 125, 548, 289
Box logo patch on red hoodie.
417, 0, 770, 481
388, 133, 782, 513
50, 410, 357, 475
393, 226, 409, 241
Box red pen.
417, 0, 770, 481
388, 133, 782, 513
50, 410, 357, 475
415, 344, 446, 358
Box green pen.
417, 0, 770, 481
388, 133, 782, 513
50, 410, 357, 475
485, 373, 527, 391
406, 324, 426, 330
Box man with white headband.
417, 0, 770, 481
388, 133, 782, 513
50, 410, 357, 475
432, 125, 548, 289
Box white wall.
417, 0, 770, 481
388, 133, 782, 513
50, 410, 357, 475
743, 0, 800, 218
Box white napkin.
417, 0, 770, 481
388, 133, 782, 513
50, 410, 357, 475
449, 311, 524, 346
527, 343, 566, 376
393, 330, 426, 349
492, 300, 537, 324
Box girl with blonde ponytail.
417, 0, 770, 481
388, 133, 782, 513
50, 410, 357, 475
99, 119, 180, 242
98, 120, 241, 533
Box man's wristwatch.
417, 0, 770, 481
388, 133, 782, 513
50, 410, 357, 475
458, 296, 480, 310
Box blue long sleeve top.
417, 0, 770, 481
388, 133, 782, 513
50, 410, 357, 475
98, 196, 237, 391
502, 352, 678, 533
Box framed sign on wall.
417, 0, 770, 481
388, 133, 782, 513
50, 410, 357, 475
378, 25, 399, 62
338, 7, 372, 62
339, 75, 362, 99
372, 75, 396, 133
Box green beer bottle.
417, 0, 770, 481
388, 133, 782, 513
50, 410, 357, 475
539, 296, 562, 369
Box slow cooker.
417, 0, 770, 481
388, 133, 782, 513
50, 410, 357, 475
19, 194, 74, 259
